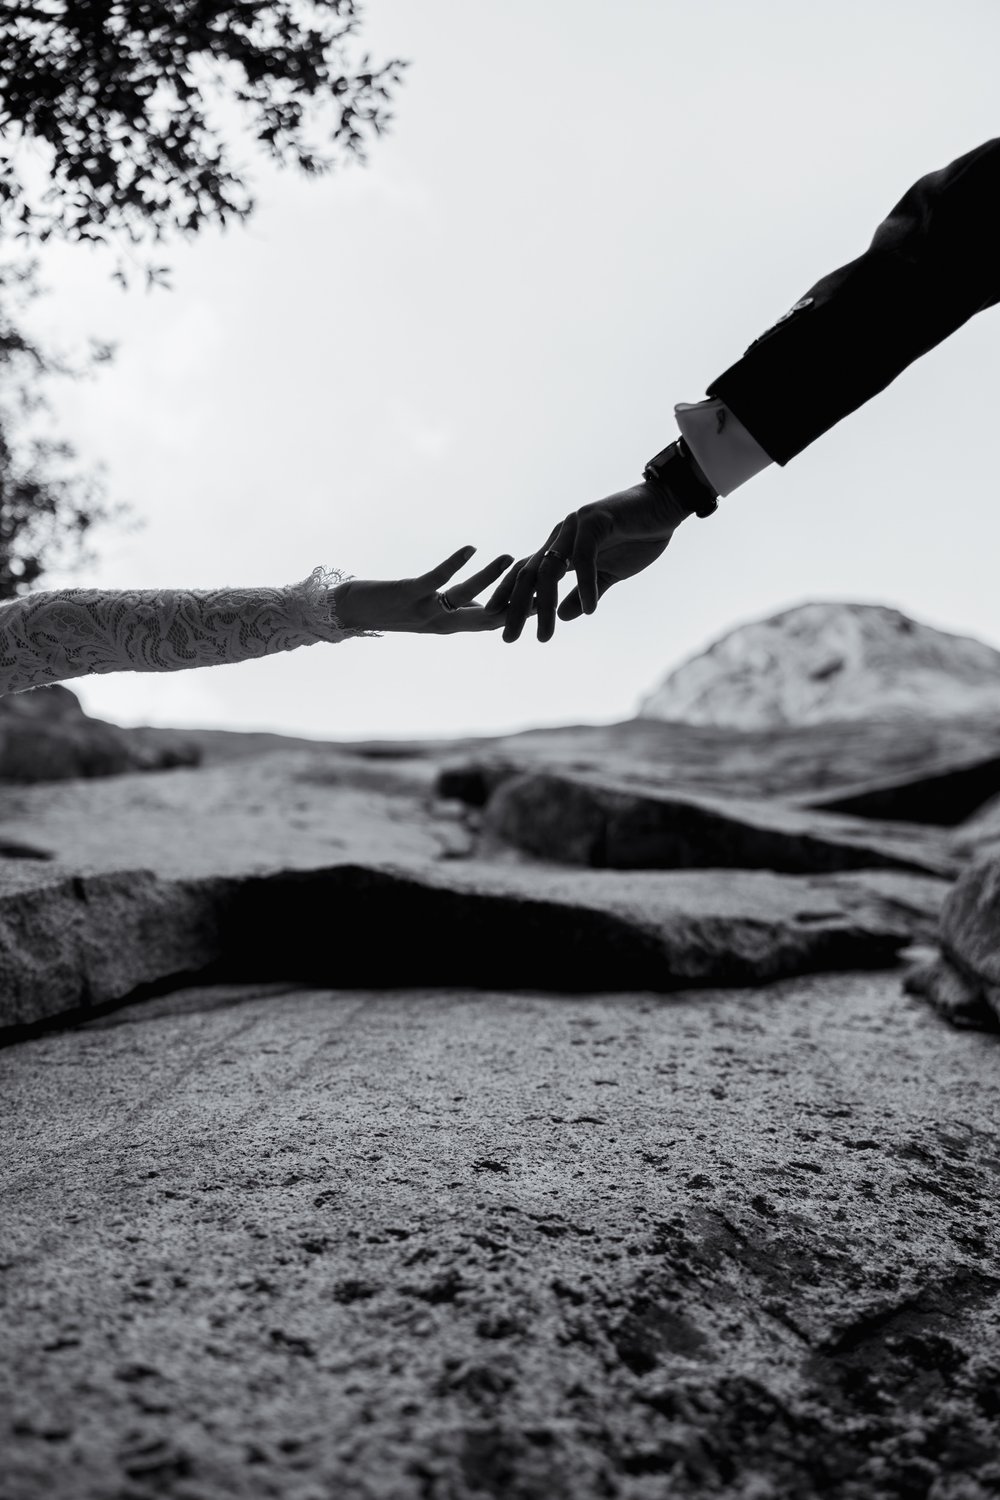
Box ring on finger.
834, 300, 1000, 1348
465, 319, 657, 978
542, 548, 569, 572
438, 591, 458, 612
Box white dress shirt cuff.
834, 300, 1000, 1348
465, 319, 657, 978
674, 397, 773, 497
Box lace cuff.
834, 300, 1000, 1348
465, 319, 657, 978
288, 566, 380, 643
0, 567, 376, 697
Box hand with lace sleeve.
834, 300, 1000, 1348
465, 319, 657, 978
0, 546, 514, 697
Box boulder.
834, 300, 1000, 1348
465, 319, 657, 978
638, 601, 1000, 728
0, 685, 201, 781
482, 770, 956, 878
904, 953, 997, 1030
941, 856, 1000, 989
0, 856, 949, 1032
905, 854, 1000, 1029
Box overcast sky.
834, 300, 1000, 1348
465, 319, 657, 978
26, 0, 1000, 740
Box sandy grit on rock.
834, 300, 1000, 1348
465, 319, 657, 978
2, 974, 999, 1500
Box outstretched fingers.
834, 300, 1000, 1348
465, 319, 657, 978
501, 516, 576, 644
534, 515, 577, 644
502, 550, 548, 643
445, 553, 515, 607
485, 556, 527, 613
417, 545, 478, 592
574, 518, 602, 615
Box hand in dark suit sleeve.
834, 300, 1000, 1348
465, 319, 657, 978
496, 139, 1000, 645
707, 138, 1000, 465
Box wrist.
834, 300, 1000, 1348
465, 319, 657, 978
637, 477, 694, 532
329, 580, 365, 632
642, 437, 719, 520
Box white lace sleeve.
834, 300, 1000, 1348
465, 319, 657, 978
0, 566, 375, 697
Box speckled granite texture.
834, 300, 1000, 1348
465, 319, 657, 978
3, 974, 999, 1500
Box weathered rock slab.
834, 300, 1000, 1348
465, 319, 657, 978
2, 974, 999, 1500
483, 769, 956, 877
434, 714, 1000, 805
0, 864, 230, 1030
799, 749, 1000, 827
0, 749, 449, 878
0, 857, 949, 1032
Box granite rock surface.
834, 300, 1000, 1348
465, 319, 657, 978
0, 724, 996, 1498
2, 975, 999, 1500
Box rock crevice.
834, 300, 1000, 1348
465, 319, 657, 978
0, 858, 949, 1034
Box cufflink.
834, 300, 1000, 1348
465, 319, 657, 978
772, 295, 815, 327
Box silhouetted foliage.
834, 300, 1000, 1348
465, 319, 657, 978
0, 1, 405, 598
0, 0, 406, 283
0, 258, 123, 601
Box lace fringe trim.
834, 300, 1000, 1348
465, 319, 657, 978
289, 567, 380, 641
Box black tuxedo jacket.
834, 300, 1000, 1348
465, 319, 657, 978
706, 138, 1000, 465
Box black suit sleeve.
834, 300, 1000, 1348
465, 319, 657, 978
706, 139, 1000, 465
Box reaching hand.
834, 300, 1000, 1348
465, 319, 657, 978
490, 480, 693, 644
332, 546, 517, 635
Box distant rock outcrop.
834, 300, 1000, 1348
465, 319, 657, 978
0, 684, 201, 781
638, 602, 1000, 728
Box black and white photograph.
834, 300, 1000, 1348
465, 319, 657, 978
2, 2, 1000, 1496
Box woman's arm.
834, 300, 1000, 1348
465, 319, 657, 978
0, 548, 513, 697
0, 568, 362, 697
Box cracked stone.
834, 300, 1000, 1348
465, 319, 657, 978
0, 858, 950, 1032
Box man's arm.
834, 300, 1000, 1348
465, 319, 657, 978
498, 138, 1000, 642
706, 136, 1000, 465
